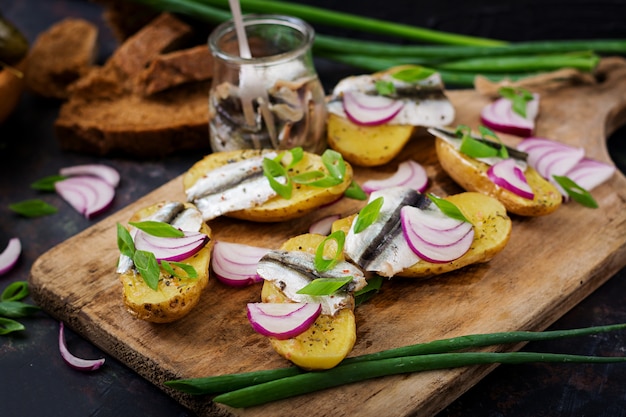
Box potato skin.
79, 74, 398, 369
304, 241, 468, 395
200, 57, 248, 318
183, 149, 353, 222
119, 202, 212, 323
327, 113, 415, 167
332, 192, 512, 278
259, 233, 357, 370
435, 137, 562, 216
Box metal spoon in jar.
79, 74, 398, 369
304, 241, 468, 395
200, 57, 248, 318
228, 0, 278, 148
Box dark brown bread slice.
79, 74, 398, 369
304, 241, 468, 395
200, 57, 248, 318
134, 45, 214, 96
55, 81, 211, 157
24, 18, 98, 99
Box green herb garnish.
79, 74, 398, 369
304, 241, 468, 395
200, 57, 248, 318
133, 250, 160, 291
375, 79, 396, 96
428, 194, 471, 223
0, 281, 38, 335
1, 281, 29, 302
456, 125, 508, 159
262, 156, 292, 199
161, 260, 199, 280
314, 230, 346, 272
296, 276, 354, 296
129, 220, 184, 237
553, 175, 598, 208
354, 275, 383, 306
391, 66, 436, 82
9, 199, 58, 217
353, 196, 384, 233
0, 317, 25, 335
499, 86, 534, 118
344, 181, 367, 200
322, 149, 346, 181
31, 175, 65, 191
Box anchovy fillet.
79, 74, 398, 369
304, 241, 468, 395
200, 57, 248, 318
345, 187, 430, 277
257, 250, 366, 316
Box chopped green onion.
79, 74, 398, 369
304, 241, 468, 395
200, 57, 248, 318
263, 157, 292, 199
375, 80, 396, 96
161, 260, 199, 279
498, 86, 535, 118
353, 196, 384, 233
9, 199, 58, 218
354, 275, 383, 306
391, 66, 437, 82
0, 317, 25, 335
344, 181, 367, 200
296, 276, 354, 296
314, 230, 345, 272
322, 149, 346, 181
129, 220, 184, 237
553, 175, 598, 208
0, 301, 40, 318
1, 281, 29, 302
428, 194, 471, 224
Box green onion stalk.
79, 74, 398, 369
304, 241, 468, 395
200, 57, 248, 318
164, 323, 626, 402
127, 0, 626, 86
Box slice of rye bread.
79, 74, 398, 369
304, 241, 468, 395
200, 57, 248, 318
55, 13, 213, 157
24, 18, 98, 99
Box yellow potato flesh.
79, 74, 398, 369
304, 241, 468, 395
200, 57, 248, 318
119, 203, 212, 323
327, 113, 414, 167
259, 233, 357, 370
435, 137, 562, 216
332, 192, 512, 278
183, 149, 353, 222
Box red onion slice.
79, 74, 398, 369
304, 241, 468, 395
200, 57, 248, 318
517, 137, 585, 179
309, 215, 341, 236
211, 241, 270, 286
342, 90, 404, 126
59, 164, 120, 188
55, 176, 116, 219
59, 322, 105, 371
362, 160, 429, 193
247, 302, 322, 339
400, 205, 474, 263
487, 158, 535, 200
134, 230, 208, 262
480, 93, 539, 137
0, 237, 21, 275
566, 158, 616, 191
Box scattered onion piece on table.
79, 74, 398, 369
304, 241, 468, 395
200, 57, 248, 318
309, 214, 341, 235
487, 158, 534, 200
247, 302, 322, 339
362, 160, 428, 193
480, 93, 539, 137
55, 176, 116, 219
400, 205, 474, 263
0, 237, 21, 275
342, 90, 404, 126
58, 322, 105, 371
211, 241, 270, 287
59, 164, 121, 188
134, 230, 208, 262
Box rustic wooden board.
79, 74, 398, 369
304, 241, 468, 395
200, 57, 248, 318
29, 57, 626, 417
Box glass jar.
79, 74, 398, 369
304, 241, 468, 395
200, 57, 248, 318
207, 14, 327, 154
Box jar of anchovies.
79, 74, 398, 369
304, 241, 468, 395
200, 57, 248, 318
207, 14, 327, 154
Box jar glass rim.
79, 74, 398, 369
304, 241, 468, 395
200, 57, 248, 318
208, 14, 315, 65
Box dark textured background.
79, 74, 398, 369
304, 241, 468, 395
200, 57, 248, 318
1, 1, 626, 416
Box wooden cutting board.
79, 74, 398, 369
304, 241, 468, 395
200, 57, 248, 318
29, 57, 626, 417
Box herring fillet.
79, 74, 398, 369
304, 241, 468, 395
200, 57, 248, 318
345, 187, 429, 277
257, 250, 366, 316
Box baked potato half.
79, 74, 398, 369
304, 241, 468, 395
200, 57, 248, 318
435, 136, 562, 216
260, 233, 357, 370
183, 149, 353, 222
332, 191, 512, 278
118, 202, 212, 323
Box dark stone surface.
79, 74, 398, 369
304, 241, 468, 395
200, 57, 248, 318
1, 0, 625, 416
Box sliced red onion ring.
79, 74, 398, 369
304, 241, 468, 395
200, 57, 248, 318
247, 302, 322, 339
400, 205, 474, 263
60, 164, 120, 188
517, 137, 585, 179
211, 241, 270, 286
565, 158, 616, 192
487, 158, 535, 200
362, 160, 429, 193
55, 176, 115, 219
134, 230, 208, 262
0, 237, 21, 275
59, 322, 105, 371
309, 214, 341, 235
342, 90, 404, 126
480, 93, 539, 137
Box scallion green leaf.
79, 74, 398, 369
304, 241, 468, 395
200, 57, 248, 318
129, 220, 184, 237
375, 80, 396, 96
161, 260, 199, 280
498, 86, 534, 118
354, 275, 383, 306
31, 175, 65, 191
344, 181, 367, 200
314, 230, 345, 272
263, 157, 292, 199
428, 194, 471, 223
0, 301, 40, 318
322, 149, 346, 181
133, 250, 160, 290
353, 197, 384, 233
116, 223, 136, 258
553, 175, 598, 208
1, 281, 29, 302
296, 276, 354, 296
391, 66, 436, 82
0, 317, 25, 335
